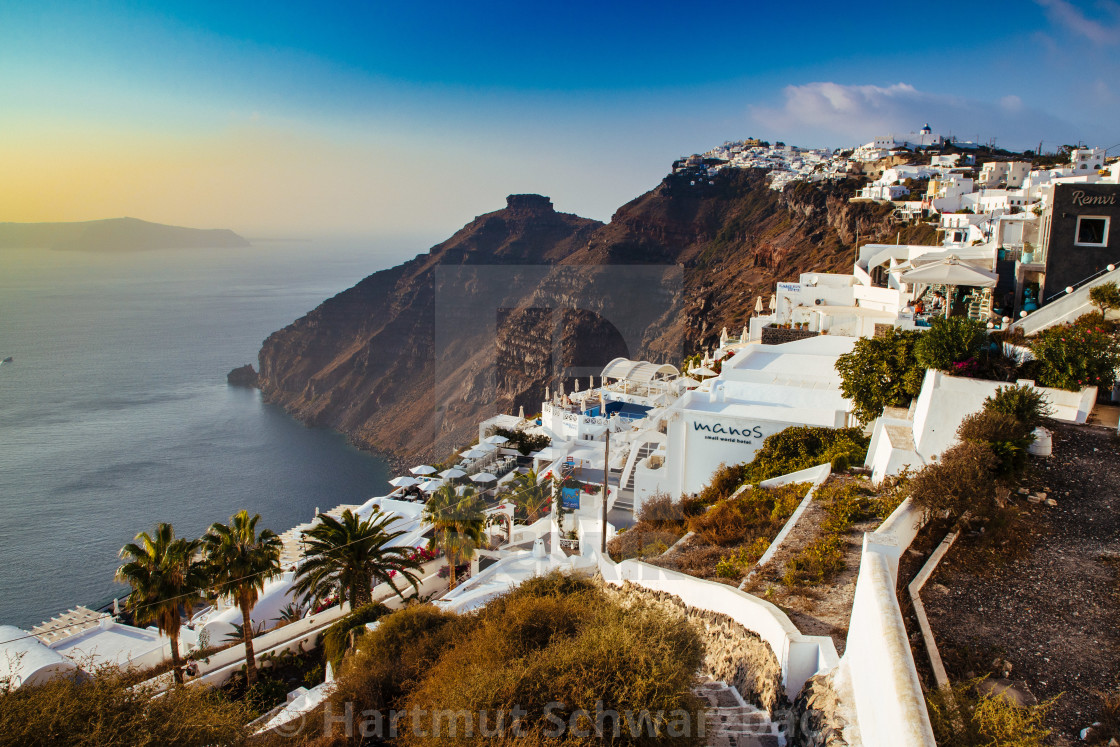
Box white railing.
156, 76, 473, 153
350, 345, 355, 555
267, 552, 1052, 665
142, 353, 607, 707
838, 498, 936, 746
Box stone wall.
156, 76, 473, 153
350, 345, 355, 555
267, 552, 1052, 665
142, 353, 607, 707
601, 580, 784, 713
786, 671, 850, 747
760, 326, 821, 345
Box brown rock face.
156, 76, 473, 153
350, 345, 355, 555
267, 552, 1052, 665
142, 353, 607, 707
257, 173, 921, 463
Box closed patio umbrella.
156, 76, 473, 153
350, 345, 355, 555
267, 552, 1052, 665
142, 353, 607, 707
754, 296, 764, 314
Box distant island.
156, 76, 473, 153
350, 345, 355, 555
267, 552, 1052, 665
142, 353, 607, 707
0, 217, 250, 252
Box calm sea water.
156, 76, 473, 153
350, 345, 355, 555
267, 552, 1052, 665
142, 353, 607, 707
0, 241, 414, 629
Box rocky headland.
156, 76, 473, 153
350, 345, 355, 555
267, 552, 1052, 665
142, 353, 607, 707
256, 172, 936, 463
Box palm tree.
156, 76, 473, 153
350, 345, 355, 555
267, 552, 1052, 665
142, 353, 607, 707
509, 469, 550, 523
423, 485, 487, 589
116, 523, 206, 685
202, 510, 282, 687
291, 508, 422, 611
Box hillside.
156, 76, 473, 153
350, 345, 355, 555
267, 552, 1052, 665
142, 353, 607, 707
0, 217, 249, 252
255, 173, 931, 463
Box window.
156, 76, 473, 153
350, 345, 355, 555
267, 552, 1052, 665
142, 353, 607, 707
1075, 216, 1109, 247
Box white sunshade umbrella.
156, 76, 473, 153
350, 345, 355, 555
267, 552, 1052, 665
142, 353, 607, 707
754, 296, 764, 314
901, 256, 997, 318
476, 442, 498, 453
768, 294, 777, 310
484, 434, 509, 445
900, 256, 998, 287
388, 476, 419, 488
461, 448, 487, 459
421, 480, 444, 493
471, 472, 498, 483
677, 376, 701, 389
440, 467, 466, 479
409, 464, 437, 475
691, 366, 719, 378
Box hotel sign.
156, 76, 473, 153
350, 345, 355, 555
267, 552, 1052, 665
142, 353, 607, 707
776, 282, 802, 293
1071, 190, 1117, 207
692, 421, 766, 446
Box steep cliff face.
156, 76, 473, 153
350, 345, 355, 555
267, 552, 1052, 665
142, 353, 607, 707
256, 195, 602, 461
257, 173, 919, 463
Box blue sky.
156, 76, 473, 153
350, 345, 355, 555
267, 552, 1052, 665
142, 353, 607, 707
3, 1, 1118, 238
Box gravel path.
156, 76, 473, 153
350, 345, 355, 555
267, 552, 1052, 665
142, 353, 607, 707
924, 422, 1120, 743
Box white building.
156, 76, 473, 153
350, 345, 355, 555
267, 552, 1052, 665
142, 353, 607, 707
977, 161, 1032, 188
661, 337, 857, 496
865, 370, 1098, 483
1071, 147, 1106, 172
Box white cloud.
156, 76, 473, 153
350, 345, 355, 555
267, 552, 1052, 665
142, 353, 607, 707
750, 81, 1079, 150
1035, 0, 1120, 45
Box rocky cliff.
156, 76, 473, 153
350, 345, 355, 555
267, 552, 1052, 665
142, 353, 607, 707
256, 173, 931, 463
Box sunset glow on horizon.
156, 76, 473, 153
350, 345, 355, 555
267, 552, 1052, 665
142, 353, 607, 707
4, 1, 1118, 238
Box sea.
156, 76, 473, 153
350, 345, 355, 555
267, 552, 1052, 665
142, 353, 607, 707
0, 239, 418, 629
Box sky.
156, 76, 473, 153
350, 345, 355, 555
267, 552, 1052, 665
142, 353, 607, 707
2, 0, 1119, 241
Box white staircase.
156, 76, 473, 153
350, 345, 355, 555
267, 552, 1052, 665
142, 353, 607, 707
694, 677, 785, 747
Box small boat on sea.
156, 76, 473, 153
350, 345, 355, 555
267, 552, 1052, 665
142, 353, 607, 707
1, 356, 12, 364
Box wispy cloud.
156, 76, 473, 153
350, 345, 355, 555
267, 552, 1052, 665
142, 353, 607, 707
750, 81, 1080, 150
1035, 0, 1120, 44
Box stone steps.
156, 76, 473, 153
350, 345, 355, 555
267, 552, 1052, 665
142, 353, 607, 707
694, 677, 785, 747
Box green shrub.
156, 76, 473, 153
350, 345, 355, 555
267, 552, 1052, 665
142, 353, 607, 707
914, 316, 988, 372
983, 384, 1054, 428
926, 678, 1058, 747
835, 328, 925, 422
694, 462, 749, 507
1030, 315, 1120, 391
742, 426, 870, 482
489, 426, 551, 456
816, 480, 876, 533
956, 411, 1034, 476
1090, 281, 1120, 315
688, 483, 809, 546
907, 442, 999, 521
715, 538, 771, 579
322, 601, 391, 670
783, 535, 845, 586
0, 666, 251, 747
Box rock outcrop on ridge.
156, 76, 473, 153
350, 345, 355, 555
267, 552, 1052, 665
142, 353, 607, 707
256, 172, 935, 463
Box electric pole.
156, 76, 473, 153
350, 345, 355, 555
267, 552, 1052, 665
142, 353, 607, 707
600, 427, 610, 554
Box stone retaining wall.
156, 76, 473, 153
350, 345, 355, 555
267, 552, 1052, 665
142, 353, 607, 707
787, 671, 849, 747
760, 327, 821, 345
601, 581, 784, 713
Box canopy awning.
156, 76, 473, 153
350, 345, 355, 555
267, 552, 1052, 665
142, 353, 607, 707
600, 357, 680, 383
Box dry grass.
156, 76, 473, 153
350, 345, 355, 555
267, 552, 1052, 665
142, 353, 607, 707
0, 665, 252, 747
315, 573, 706, 746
